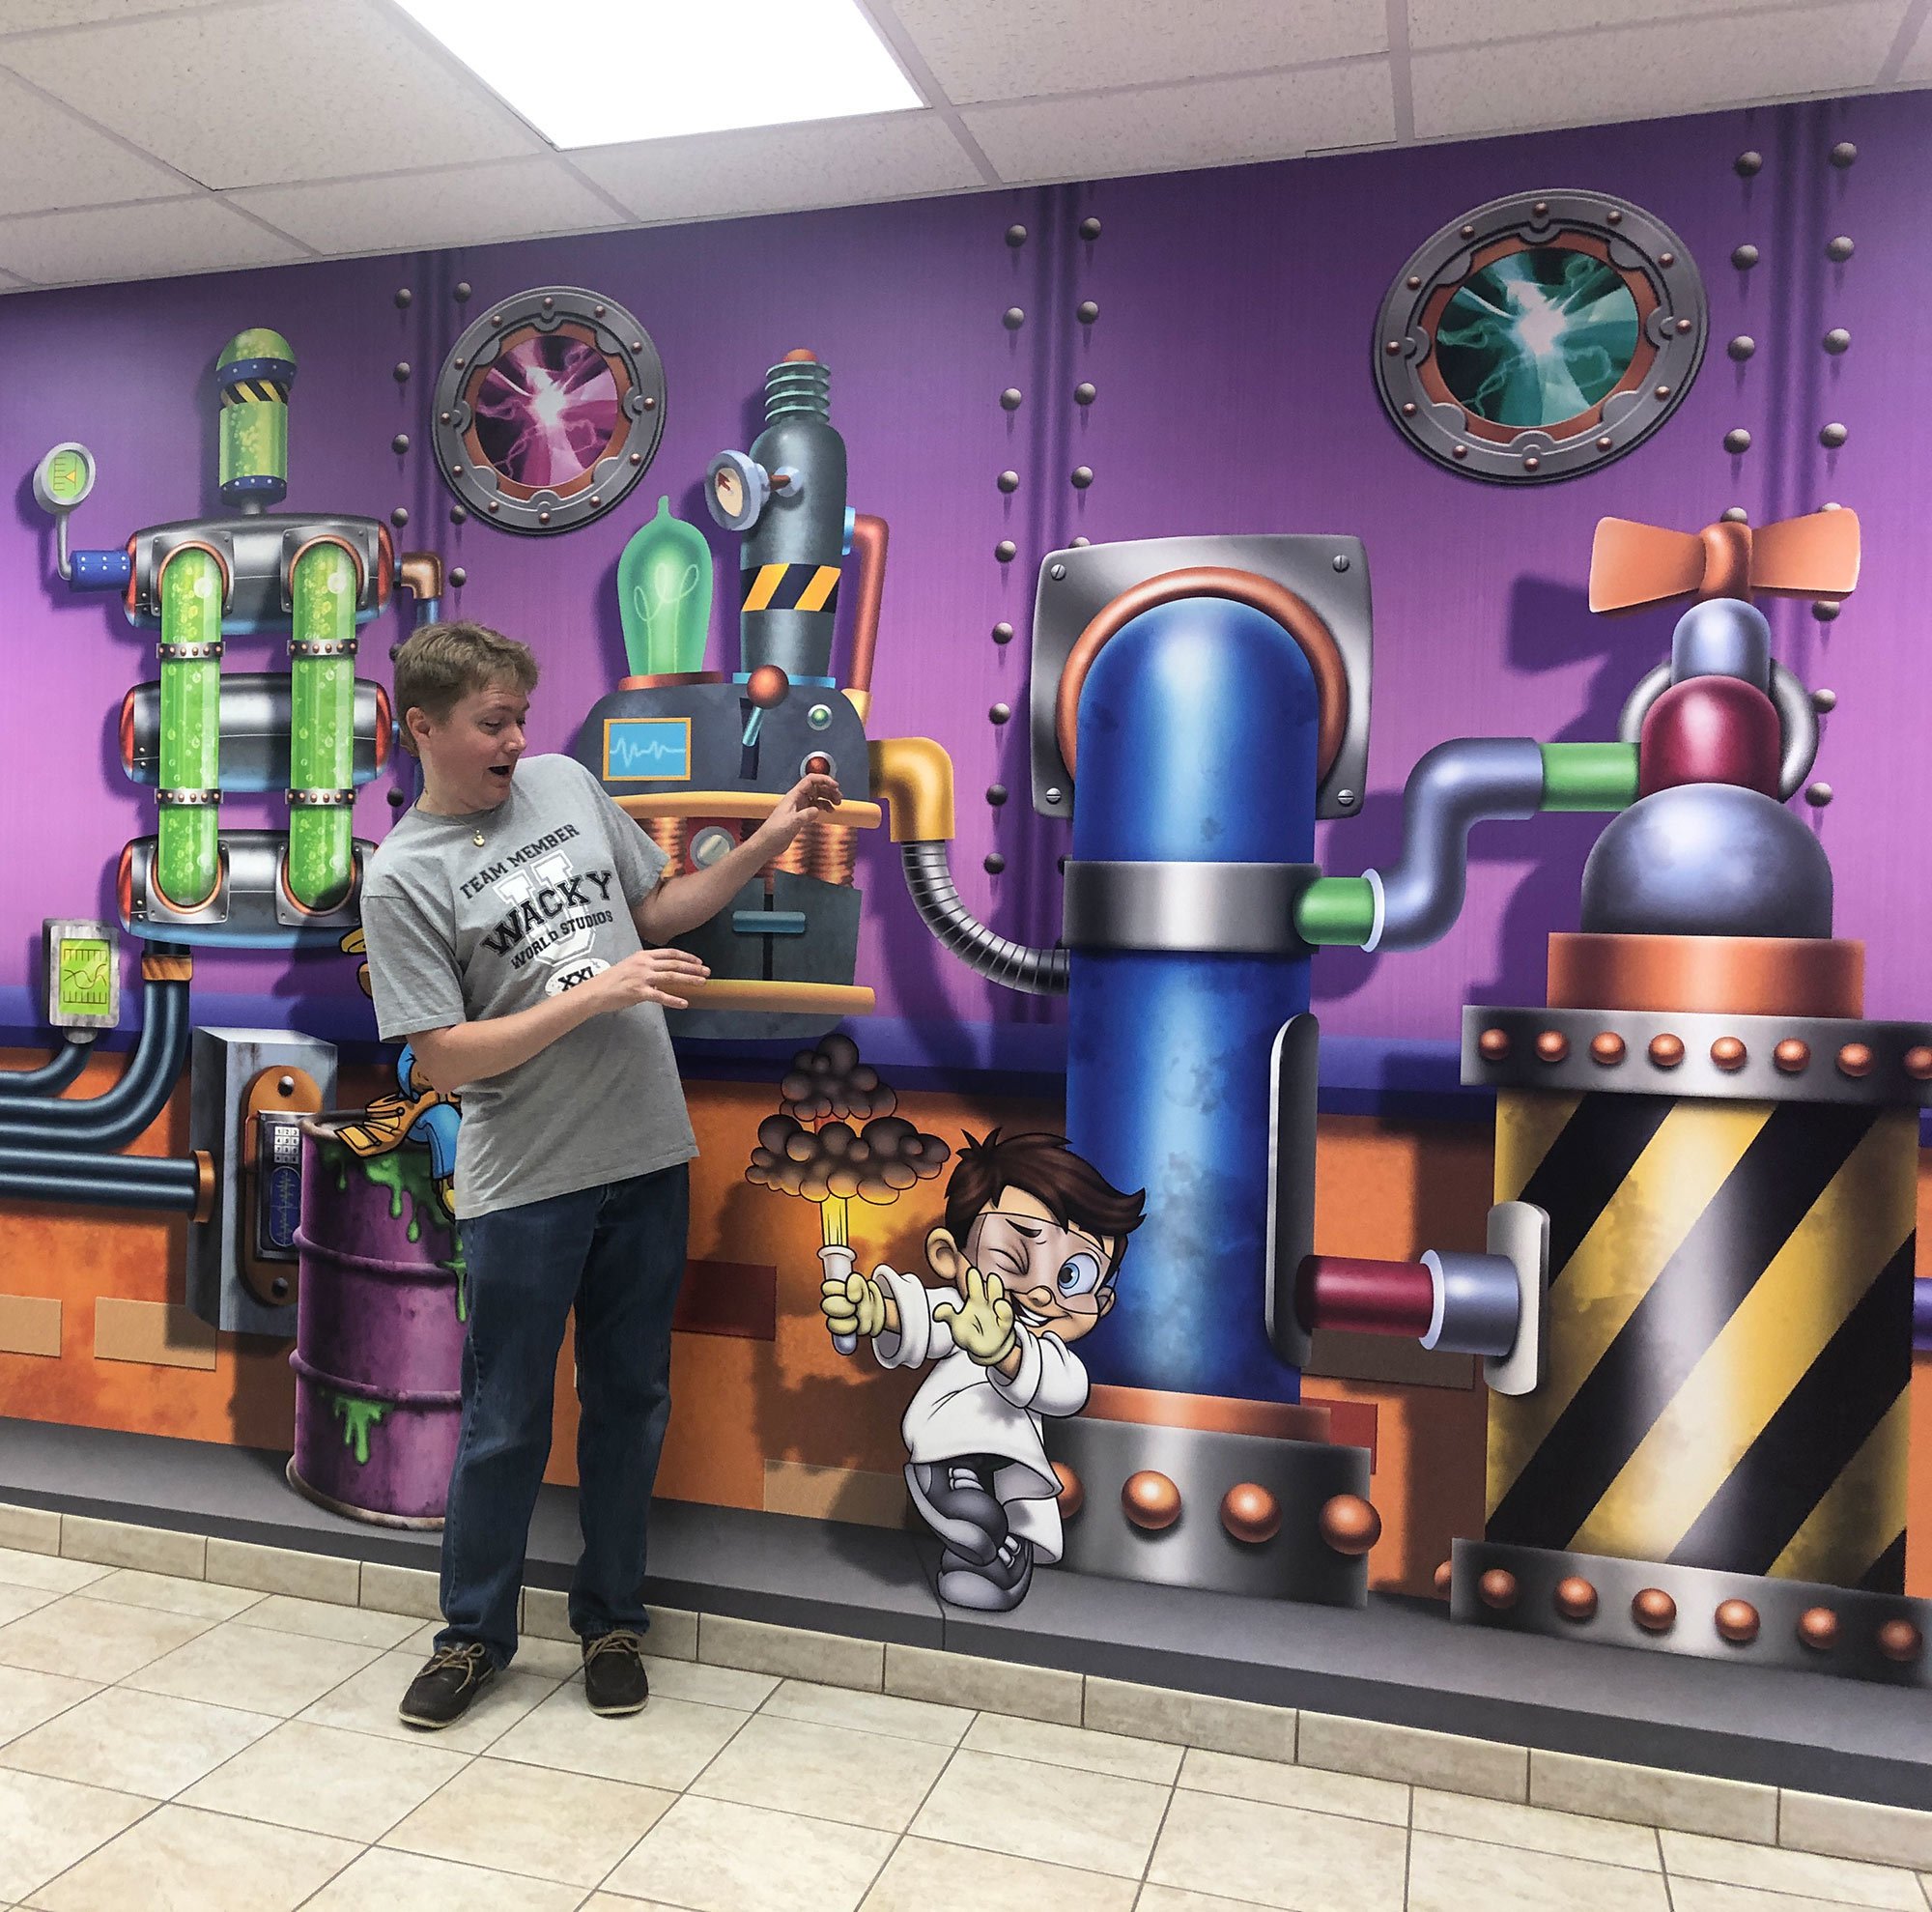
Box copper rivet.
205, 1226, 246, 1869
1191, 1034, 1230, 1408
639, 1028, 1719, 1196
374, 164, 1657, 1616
1221, 1483, 1282, 1545
487, 500, 498, 513
1523, 455, 1541, 471
538, 510, 551, 525
1532, 200, 1548, 215
1597, 435, 1613, 450
1461, 224, 1475, 238
1660, 251, 1675, 266
1654, 385, 1671, 399
1590, 1032, 1625, 1066
1478, 1027, 1511, 1062
1648, 1034, 1685, 1068
1716, 1598, 1760, 1644
1406, 273, 1422, 289
1633, 1587, 1677, 1632
1554, 1576, 1598, 1621
1432, 1559, 1453, 1596
1774, 1038, 1810, 1072
594, 304, 606, 317
1478, 1568, 1518, 1611
1053, 1462, 1084, 1520
1710, 1037, 1747, 1071
1606, 209, 1623, 224
1385, 340, 1403, 355
589, 496, 601, 508
1902, 1046, 1932, 1080
1836, 1042, 1874, 1078
643, 396, 657, 411
1319, 1495, 1381, 1555
1453, 444, 1467, 459
1122, 1470, 1181, 1530
631, 452, 642, 464
1534, 1030, 1568, 1063
1403, 402, 1417, 416
1877, 1619, 1923, 1663
1798, 1606, 1839, 1651
1677, 318, 1693, 333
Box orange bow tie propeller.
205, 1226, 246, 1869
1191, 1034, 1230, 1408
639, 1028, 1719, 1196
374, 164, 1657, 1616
1588, 508, 1861, 613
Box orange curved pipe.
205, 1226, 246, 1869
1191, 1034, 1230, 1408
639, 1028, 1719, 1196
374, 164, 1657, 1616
845, 513, 888, 694
1055, 567, 1350, 781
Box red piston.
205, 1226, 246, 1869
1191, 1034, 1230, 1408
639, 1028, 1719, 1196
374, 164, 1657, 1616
1638, 676, 1781, 798
1296, 1255, 1435, 1337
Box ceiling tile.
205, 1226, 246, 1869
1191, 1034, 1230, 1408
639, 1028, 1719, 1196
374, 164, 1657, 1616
884, 0, 1387, 103
0, 193, 306, 285
962, 61, 1396, 184
0, 0, 223, 28
572, 111, 983, 224
227, 157, 624, 256
1412, 3, 1900, 138
1406, 0, 1874, 50
0, 0, 541, 189
1889, 6, 1932, 75
0, 68, 189, 214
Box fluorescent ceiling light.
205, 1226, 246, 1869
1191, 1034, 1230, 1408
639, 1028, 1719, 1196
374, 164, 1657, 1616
393, 0, 923, 149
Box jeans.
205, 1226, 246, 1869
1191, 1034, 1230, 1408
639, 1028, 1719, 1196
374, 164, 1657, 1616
436, 1161, 689, 1669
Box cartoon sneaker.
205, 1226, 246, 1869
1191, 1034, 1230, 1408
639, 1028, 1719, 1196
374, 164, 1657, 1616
906, 1460, 1008, 1566
936, 1535, 1035, 1612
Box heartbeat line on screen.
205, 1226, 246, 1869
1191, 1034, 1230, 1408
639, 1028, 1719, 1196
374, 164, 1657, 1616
608, 728, 689, 776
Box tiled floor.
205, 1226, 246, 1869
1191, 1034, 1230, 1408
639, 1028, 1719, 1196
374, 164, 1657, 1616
0, 1549, 1922, 1912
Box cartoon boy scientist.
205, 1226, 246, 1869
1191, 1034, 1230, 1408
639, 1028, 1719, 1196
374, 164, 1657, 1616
820, 1130, 1144, 1611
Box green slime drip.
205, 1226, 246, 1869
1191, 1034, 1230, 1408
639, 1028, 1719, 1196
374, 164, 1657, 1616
327, 1392, 387, 1465
318, 1137, 468, 1319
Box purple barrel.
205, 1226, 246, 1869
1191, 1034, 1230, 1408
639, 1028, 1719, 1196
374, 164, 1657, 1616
287, 1124, 467, 1527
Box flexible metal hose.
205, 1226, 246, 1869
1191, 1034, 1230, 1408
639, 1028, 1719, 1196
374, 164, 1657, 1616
899, 842, 1068, 995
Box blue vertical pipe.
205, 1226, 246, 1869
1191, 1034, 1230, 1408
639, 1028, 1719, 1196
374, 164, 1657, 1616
1066, 597, 1321, 1403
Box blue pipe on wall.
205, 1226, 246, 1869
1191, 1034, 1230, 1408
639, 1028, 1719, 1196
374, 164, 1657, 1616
0, 1143, 201, 1213
0, 1038, 90, 1098
0, 969, 189, 1150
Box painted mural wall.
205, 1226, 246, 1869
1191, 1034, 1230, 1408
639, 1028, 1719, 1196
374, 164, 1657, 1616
1, 85, 1928, 1628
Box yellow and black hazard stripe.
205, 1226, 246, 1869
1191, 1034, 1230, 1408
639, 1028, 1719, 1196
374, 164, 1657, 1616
739, 561, 841, 614
220, 379, 291, 406
1486, 1091, 1915, 1593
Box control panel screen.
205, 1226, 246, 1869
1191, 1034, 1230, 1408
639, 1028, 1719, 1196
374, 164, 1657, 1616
54, 938, 113, 1022
603, 717, 693, 783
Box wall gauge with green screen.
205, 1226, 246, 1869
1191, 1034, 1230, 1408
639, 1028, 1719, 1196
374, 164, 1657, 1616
33, 442, 97, 515
43, 919, 120, 1034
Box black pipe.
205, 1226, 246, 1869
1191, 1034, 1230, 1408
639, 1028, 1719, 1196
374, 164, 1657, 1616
0, 1143, 202, 1213
0, 1038, 90, 1098
0, 970, 190, 1150
899, 842, 1069, 995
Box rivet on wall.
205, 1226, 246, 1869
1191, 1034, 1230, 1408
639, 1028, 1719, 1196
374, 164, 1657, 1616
1734, 150, 1763, 177
997, 471, 1020, 494
392, 360, 412, 383
996, 540, 1016, 562
992, 621, 1013, 645
393, 287, 412, 309
391, 434, 410, 455
1812, 687, 1837, 712
450, 566, 468, 588
1070, 536, 1091, 547
1830, 141, 1858, 168
454, 281, 472, 301
1079, 216, 1101, 241
1723, 428, 1752, 454
1071, 466, 1094, 489
1827, 235, 1855, 262
1076, 300, 1099, 324
987, 785, 1009, 806
989, 703, 1011, 725
1806, 782, 1834, 807
1727, 335, 1755, 360
1004, 306, 1026, 330
1002, 387, 1024, 411
1819, 421, 1848, 448
1731, 243, 1759, 270
1075, 382, 1096, 405
387, 788, 405, 807
984, 854, 1007, 874
1812, 599, 1841, 622
1721, 506, 1750, 524
450, 504, 468, 525
390, 506, 409, 528
1006, 223, 1028, 247
1824, 328, 1851, 354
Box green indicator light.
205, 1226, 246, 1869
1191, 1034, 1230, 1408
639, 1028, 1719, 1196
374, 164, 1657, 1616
33, 441, 97, 515
57, 939, 112, 1017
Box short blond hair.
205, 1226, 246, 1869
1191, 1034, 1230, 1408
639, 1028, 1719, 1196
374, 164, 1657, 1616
393, 621, 538, 756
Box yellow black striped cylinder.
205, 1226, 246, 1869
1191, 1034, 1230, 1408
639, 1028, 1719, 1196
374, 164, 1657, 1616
1487, 1090, 1916, 1593
739, 561, 841, 616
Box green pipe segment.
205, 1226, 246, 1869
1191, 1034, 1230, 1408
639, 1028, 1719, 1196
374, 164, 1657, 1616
156, 547, 224, 909
1539, 741, 1639, 812
1294, 874, 1378, 946
288, 541, 358, 913
218, 327, 295, 499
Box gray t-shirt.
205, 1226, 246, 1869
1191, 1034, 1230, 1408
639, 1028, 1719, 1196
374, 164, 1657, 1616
360, 753, 697, 1218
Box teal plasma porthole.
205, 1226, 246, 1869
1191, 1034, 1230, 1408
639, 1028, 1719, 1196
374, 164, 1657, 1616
1374, 193, 1706, 485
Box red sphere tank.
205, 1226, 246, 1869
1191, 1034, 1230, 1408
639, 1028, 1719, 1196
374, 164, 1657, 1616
1637, 675, 1781, 798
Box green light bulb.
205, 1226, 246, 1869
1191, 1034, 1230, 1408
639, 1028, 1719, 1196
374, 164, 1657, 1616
617, 497, 712, 677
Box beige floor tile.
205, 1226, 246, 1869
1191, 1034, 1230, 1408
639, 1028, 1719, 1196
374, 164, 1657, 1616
0, 1597, 212, 1683
177, 1720, 469, 1841
885, 1642, 1083, 1725
1530, 1749, 1776, 1842
0, 1769, 151, 1904
0, 1508, 60, 1558
0, 1555, 102, 1598
301, 1844, 584, 1910
26, 1803, 356, 1911
637, 1654, 778, 1710
862, 1834, 1141, 1910
0, 1688, 276, 1799
79, 1571, 263, 1622
204, 1539, 359, 1605
1412, 1785, 1661, 1869
1177, 1746, 1406, 1826
58, 1518, 204, 1582
763, 1678, 974, 1747
700, 1613, 884, 1692
581, 1899, 690, 1911
489, 1681, 750, 1790
0, 1594, 54, 1633
1296, 1710, 1525, 1801
298, 1649, 555, 1755
963, 1712, 1182, 1784
518, 1591, 697, 1660
1407, 1830, 1668, 1912
1136, 1890, 1291, 1911
1779, 1789, 1932, 1871
602, 1792, 895, 1912
915, 1748, 1170, 1879
1085, 1678, 1295, 1764
692, 1712, 952, 1833
507, 1635, 585, 1681
1149, 1785, 1406, 1911
1661, 1828, 1926, 1907
230, 1593, 418, 1648
382, 1754, 672, 1887
122, 1617, 382, 1717
1667, 1880, 1913, 1912
0, 1669, 97, 1747
356, 1562, 441, 1622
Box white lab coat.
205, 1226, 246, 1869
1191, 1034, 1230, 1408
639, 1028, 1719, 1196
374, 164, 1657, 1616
871, 1265, 1089, 1564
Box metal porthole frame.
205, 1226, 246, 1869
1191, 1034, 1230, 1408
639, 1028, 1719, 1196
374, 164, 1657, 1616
1373, 190, 1707, 484
431, 285, 666, 536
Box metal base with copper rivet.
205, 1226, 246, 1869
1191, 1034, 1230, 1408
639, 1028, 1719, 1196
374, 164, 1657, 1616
1798, 1607, 1840, 1651
1837, 1042, 1874, 1077
1221, 1483, 1283, 1545
1877, 1619, 1923, 1664
1590, 1032, 1626, 1065
1122, 1470, 1181, 1531
1554, 1576, 1599, 1621
1648, 1033, 1686, 1068
1716, 1598, 1761, 1644
1478, 1569, 1519, 1611
1053, 1462, 1084, 1521
1433, 1560, 1454, 1596
1775, 1039, 1811, 1071
1479, 1027, 1511, 1062
1711, 1037, 1747, 1070
1634, 1588, 1678, 1633
1905, 1046, 1932, 1080
1535, 1030, 1569, 1063
1318, 1495, 1381, 1555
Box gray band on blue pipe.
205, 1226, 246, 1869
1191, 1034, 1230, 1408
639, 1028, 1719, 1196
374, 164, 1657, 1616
1363, 738, 1546, 953
1064, 861, 1317, 956
1420, 1248, 1520, 1358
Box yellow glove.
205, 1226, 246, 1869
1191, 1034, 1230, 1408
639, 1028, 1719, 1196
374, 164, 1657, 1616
821, 1267, 888, 1341
932, 1263, 1017, 1368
